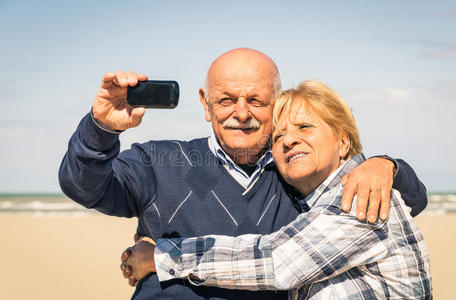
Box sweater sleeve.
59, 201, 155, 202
58, 112, 157, 217
392, 159, 427, 217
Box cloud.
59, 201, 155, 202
345, 81, 456, 105
413, 39, 456, 49
385, 89, 410, 101
0, 61, 44, 73
440, 10, 456, 17
419, 81, 456, 101
401, 39, 456, 62
346, 88, 412, 104
0, 128, 27, 139
388, 7, 456, 18
422, 51, 456, 61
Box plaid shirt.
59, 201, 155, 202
155, 154, 432, 299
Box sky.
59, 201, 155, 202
0, 0, 455, 193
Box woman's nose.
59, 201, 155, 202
282, 133, 299, 151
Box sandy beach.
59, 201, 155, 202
0, 214, 453, 299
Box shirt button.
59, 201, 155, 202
169, 269, 175, 276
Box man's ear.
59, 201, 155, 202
199, 88, 212, 122
339, 132, 350, 159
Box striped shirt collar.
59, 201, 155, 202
208, 132, 273, 187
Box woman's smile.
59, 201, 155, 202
286, 151, 309, 163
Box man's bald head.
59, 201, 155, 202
203, 48, 281, 100
198, 48, 282, 165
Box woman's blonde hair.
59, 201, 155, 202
273, 80, 362, 157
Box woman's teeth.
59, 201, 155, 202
289, 153, 306, 162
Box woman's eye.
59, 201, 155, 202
299, 124, 313, 129
273, 134, 283, 143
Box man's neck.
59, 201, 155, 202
208, 133, 272, 168
237, 163, 257, 177
228, 147, 267, 166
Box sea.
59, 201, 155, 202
0, 193, 455, 216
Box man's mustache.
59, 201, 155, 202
222, 118, 261, 130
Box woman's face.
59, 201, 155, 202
272, 103, 349, 196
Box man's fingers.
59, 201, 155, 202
114, 70, 129, 87
367, 188, 381, 223
100, 72, 116, 89
341, 179, 356, 212
121, 248, 131, 262
356, 186, 370, 220
140, 236, 157, 245
126, 71, 139, 86
120, 262, 128, 278
128, 276, 138, 287
340, 174, 348, 186
121, 262, 132, 278
100, 71, 147, 89
134, 233, 140, 243
125, 265, 132, 278
379, 189, 391, 220
137, 73, 148, 82
130, 107, 146, 128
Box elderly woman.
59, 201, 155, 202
125, 81, 432, 299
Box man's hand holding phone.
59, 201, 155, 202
93, 71, 148, 131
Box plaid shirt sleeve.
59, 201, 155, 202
154, 185, 390, 291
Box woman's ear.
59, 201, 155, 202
339, 132, 350, 159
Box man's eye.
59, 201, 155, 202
219, 98, 235, 105
273, 134, 283, 143
247, 98, 263, 107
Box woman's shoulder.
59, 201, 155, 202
311, 184, 388, 227
312, 184, 346, 208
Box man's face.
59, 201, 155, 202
200, 61, 275, 165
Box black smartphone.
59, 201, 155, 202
127, 80, 179, 109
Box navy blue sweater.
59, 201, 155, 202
59, 113, 427, 300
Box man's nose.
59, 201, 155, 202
234, 98, 250, 122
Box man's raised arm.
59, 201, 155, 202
58, 71, 153, 217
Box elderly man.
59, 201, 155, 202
59, 48, 427, 300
